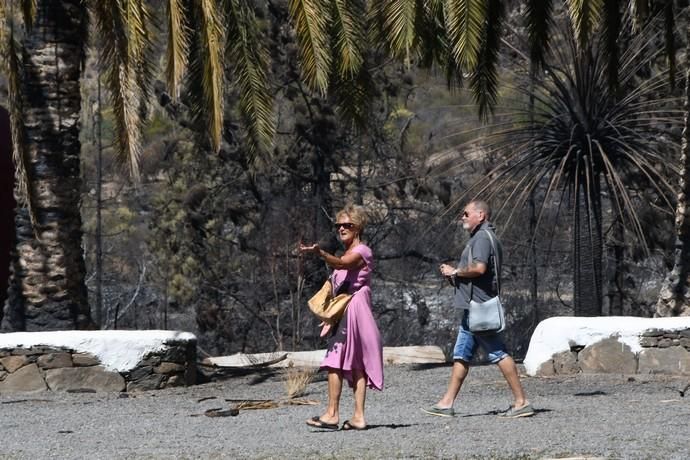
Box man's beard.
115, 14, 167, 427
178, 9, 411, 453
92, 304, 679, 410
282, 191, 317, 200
462, 223, 470, 230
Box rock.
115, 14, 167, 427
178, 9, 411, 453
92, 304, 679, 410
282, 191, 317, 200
129, 365, 153, 381
160, 346, 187, 363
154, 362, 185, 374
166, 374, 185, 387
127, 373, 164, 392
657, 338, 673, 348
0, 355, 30, 373
534, 359, 555, 377
553, 350, 580, 374
0, 370, 7, 381
44, 366, 126, 392
579, 338, 637, 374
137, 355, 162, 367
638, 346, 690, 375
639, 337, 658, 347
72, 353, 100, 367
37, 353, 73, 369
641, 328, 664, 337
0, 363, 48, 393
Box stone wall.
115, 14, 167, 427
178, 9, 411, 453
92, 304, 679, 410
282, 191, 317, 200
536, 328, 690, 376
0, 340, 196, 393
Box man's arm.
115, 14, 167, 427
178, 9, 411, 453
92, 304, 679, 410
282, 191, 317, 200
440, 235, 491, 279
453, 261, 486, 278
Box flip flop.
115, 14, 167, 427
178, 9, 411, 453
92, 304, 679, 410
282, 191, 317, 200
341, 420, 367, 431
306, 416, 339, 430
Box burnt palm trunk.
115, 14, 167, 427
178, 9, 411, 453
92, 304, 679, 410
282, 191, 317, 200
1, 1, 93, 331
0, 107, 14, 318
656, 22, 690, 317
573, 177, 604, 316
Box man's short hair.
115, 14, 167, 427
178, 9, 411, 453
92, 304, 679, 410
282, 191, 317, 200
469, 200, 491, 220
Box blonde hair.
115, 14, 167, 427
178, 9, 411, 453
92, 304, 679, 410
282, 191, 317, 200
336, 204, 368, 234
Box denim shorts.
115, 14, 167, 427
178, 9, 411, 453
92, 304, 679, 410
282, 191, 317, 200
452, 310, 508, 363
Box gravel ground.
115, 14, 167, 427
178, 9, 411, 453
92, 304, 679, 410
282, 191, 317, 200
1, 364, 689, 459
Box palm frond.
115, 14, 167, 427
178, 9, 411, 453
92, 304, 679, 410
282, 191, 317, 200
21, 0, 35, 30
165, 0, 190, 100
525, 0, 553, 70
133, 0, 156, 118
381, 0, 418, 66
330, 0, 366, 78
663, 0, 676, 90
628, 0, 649, 32
0, 1, 7, 61
417, 0, 448, 69
189, 0, 225, 152
366, 0, 388, 52
7, 34, 38, 227
567, 0, 603, 51
601, 0, 620, 93
469, 0, 503, 121
289, 0, 331, 95
330, 64, 374, 129
444, 0, 486, 71
226, 0, 275, 161
94, 0, 149, 178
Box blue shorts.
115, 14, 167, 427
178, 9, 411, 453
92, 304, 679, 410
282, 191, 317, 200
452, 310, 508, 363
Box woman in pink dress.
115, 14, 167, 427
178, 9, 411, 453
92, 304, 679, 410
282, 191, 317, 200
299, 204, 383, 431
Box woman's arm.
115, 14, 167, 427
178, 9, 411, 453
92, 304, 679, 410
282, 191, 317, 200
299, 243, 365, 270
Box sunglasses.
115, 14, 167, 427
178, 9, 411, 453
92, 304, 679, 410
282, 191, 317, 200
334, 222, 356, 230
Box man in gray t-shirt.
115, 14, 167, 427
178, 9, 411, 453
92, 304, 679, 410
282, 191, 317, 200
421, 200, 534, 419
452, 220, 501, 309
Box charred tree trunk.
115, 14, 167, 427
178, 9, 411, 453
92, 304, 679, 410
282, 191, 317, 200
1, 1, 93, 331
0, 107, 15, 320
656, 23, 690, 317
573, 177, 604, 316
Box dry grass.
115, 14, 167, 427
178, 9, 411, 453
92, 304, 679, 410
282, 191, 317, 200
283, 366, 316, 399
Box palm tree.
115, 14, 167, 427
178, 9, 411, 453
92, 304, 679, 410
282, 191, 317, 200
375, 0, 685, 316
1, 1, 92, 330
655, 22, 690, 317
0, 0, 276, 330
0, 0, 377, 331
459, 27, 680, 315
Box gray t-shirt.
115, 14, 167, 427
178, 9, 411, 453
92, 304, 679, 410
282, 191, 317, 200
452, 222, 502, 309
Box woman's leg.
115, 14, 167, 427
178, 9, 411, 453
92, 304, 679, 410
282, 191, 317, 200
348, 369, 367, 428
307, 368, 343, 426
325, 369, 344, 421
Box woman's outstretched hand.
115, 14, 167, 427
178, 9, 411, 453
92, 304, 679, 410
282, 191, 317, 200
299, 242, 320, 255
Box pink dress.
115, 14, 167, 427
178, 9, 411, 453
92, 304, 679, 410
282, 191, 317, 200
320, 244, 384, 390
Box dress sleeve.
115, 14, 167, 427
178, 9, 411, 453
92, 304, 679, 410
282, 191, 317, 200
352, 244, 374, 270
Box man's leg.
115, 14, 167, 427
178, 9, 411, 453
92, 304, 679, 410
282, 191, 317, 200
436, 359, 470, 408
496, 355, 528, 408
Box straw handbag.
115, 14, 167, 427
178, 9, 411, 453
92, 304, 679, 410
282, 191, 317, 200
308, 279, 352, 325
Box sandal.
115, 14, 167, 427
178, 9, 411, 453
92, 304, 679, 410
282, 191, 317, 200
306, 416, 339, 430
342, 420, 367, 431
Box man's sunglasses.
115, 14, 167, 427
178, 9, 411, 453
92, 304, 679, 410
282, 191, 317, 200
334, 222, 355, 230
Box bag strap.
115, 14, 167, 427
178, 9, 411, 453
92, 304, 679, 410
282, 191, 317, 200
467, 229, 501, 301
483, 229, 502, 295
